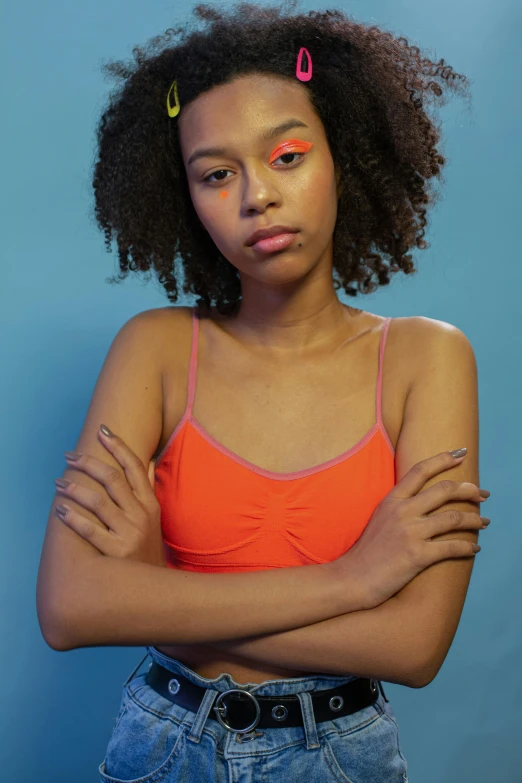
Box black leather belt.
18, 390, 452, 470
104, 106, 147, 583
146, 662, 388, 735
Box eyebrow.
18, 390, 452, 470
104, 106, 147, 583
187, 118, 309, 166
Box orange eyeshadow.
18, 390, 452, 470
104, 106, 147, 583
268, 138, 314, 165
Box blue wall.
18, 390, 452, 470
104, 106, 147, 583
2, 0, 521, 780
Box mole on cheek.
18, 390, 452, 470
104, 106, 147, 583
219, 190, 229, 199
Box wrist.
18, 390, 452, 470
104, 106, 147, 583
323, 560, 374, 613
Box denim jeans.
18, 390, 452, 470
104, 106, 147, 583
98, 645, 409, 782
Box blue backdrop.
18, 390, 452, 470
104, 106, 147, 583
2, 0, 520, 780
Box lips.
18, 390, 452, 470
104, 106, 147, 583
250, 233, 299, 254
246, 225, 299, 247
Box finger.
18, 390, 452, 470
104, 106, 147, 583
423, 510, 486, 539
55, 477, 123, 534
55, 503, 118, 556
98, 425, 154, 503
64, 450, 137, 516
421, 538, 481, 567
148, 459, 156, 490
388, 450, 467, 501
412, 479, 487, 517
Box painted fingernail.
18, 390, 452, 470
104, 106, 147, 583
55, 478, 71, 488
480, 490, 490, 498
65, 451, 82, 461
100, 424, 114, 437
451, 448, 467, 458
56, 504, 69, 516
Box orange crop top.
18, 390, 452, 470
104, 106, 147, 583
154, 308, 396, 573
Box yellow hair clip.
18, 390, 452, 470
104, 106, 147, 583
166, 79, 181, 118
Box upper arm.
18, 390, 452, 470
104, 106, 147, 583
393, 317, 481, 682
36, 308, 170, 648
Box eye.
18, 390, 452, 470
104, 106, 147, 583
203, 169, 233, 185
202, 151, 305, 185
272, 151, 304, 166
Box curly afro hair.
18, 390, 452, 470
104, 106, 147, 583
90, 0, 472, 316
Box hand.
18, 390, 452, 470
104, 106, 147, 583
330, 449, 491, 609
55, 425, 167, 568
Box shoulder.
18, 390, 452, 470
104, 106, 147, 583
399, 315, 474, 348
406, 315, 476, 377
128, 305, 193, 329
386, 314, 473, 346
390, 315, 476, 395
126, 305, 194, 359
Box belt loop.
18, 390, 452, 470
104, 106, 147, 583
378, 680, 389, 703
187, 688, 220, 744
122, 651, 150, 688
296, 691, 321, 750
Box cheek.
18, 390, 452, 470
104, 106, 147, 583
191, 187, 230, 231
299, 169, 335, 214
192, 195, 236, 252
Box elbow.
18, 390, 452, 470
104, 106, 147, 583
36, 558, 98, 651
36, 587, 78, 652
43, 631, 71, 653
404, 670, 436, 689
38, 610, 74, 652
403, 650, 443, 689
40, 600, 84, 651
394, 636, 443, 688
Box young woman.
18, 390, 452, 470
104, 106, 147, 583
37, 2, 490, 781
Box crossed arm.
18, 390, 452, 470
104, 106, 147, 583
208, 545, 477, 689
42, 315, 482, 683
206, 323, 483, 689
210, 594, 427, 686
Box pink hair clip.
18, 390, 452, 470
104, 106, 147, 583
295, 47, 312, 82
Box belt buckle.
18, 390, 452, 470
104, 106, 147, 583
213, 688, 261, 734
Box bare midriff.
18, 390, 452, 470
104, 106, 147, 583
154, 643, 319, 683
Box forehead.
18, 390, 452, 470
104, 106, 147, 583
178, 74, 318, 158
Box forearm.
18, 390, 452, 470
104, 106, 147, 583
53, 558, 367, 651
212, 594, 428, 688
